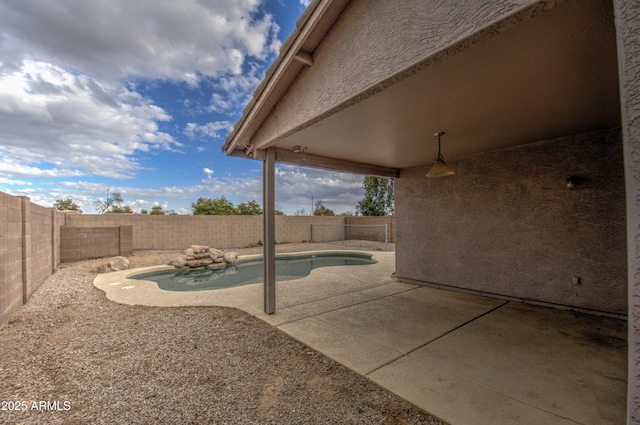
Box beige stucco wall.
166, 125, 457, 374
396, 128, 626, 315
251, 0, 543, 148
613, 0, 640, 421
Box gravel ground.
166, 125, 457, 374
0, 244, 448, 425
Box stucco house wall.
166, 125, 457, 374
396, 128, 626, 315
613, 0, 640, 420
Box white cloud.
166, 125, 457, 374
0, 0, 285, 189
0, 176, 31, 186
2, 164, 367, 215
0, 0, 280, 85
299, 0, 313, 7
0, 60, 181, 180
274, 165, 364, 213
184, 121, 234, 139
207, 65, 265, 116
203, 168, 214, 179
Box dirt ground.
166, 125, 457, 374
1, 244, 447, 425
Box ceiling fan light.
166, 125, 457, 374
426, 131, 456, 178
426, 160, 455, 177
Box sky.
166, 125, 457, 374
0, 0, 367, 215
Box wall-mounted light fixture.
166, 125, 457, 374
292, 145, 307, 153
567, 176, 583, 189
426, 132, 455, 178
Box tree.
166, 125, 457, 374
313, 200, 335, 216
294, 209, 308, 216
356, 176, 394, 216
150, 205, 165, 215
140, 209, 149, 214
93, 191, 124, 214
109, 205, 133, 214
53, 199, 82, 212
192, 196, 238, 215
237, 200, 262, 215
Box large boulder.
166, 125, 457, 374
96, 256, 130, 273
223, 252, 238, 264
168, 255, 187, 268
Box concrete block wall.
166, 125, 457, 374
0, 193, 25, 330
296, 216, 345, 243
65, 215, 361, 249
25, 199, 59, 300
0, 192, 63, 330
345, 216, 395, 243
60, 226, 133, 262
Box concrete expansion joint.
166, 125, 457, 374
366, 300, 511, 377
286, 283, 420, 322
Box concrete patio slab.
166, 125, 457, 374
368, 355, 581, 425
289, 281, 416, 317
401, 302, 627, 425
278, 316, 403, 375
305, 287, 506, 354
93, 250, 627, 425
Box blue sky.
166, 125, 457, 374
0, 0, 366, 215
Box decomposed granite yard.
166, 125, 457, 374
0, 245, 447, 425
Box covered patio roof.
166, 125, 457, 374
221, 0, 635, 422
223, 0, 620, 172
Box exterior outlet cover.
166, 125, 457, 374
573, 276, 582, 285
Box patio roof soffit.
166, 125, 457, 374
228, 147, 400, 179
222, 0, 349, 156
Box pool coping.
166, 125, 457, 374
93, 250, 386, 309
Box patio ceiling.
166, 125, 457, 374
228, 0, 620, 172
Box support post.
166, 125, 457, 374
263, 147, 276, 314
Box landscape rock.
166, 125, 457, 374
95, 256, 130, 273
169, 245, 238, 271
168, 256, 187, 268
190, 245, 209, 254
223, 252, 238, 264
185, 258, 214, 268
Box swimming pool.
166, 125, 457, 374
129, 252, 375, 291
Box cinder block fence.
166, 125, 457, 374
0, 193, 65, 330
60, 226, 133, 262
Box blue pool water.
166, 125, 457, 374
130, 253, 374, 292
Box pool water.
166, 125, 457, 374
130, 253, 374, 291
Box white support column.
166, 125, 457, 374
263, 147, 276, 314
